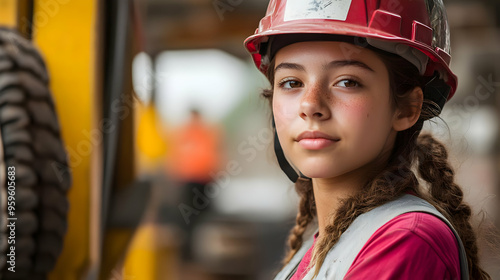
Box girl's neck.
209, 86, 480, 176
313, 177, 364, 237
312, 155, 391, 237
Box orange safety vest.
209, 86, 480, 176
167, 121, 220, 183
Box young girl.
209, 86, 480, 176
245, 0, 491, 279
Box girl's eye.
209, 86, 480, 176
278, 79, 303, 89
336, 79, 361, 88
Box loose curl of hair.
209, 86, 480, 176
263, 48, 491, 279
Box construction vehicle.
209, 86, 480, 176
0, 0, 143, 279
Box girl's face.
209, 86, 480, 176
273, 41, 401, 180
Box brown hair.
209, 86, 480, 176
263, 48, 491, 279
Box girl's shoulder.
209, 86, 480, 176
345, 212, 460, 280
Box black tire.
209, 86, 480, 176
0, 27, 72, 279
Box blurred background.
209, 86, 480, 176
0, 0, 499, 279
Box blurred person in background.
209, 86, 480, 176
165, 108, 223, 262
244, 0, 491, 279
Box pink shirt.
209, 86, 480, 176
291, 212, 460, 280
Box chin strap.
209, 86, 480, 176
272, 117, 311, 183
422, 72, 451, 119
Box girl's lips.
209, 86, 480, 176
295, 131, 340, 150
298, 138, 338, 150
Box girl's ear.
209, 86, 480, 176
392, 87, 423, 131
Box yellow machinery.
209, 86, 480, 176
0, 1, 280, 279
0, 0, 156, 279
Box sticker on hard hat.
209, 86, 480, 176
284, 0, 352, 22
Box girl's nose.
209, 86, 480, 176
299, 84, 331, 121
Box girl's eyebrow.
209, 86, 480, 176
275, 60, 375, 73
325, 60, 375, 72
274, 62, 305, 73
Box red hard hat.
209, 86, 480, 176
245, 0, 457, 100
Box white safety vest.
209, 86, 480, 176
273, 194, 469, 280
